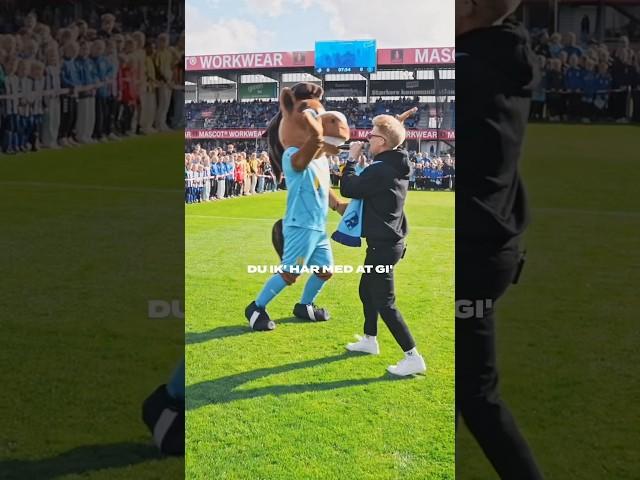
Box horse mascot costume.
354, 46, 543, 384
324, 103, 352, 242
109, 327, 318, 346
246, 82, 351, 331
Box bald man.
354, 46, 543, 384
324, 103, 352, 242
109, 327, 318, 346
456, 1, 544, 479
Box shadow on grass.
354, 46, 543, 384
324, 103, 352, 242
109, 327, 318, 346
0, 442, 166, 480
186, 325, 251, 345
187, 352, 399, 411
187, 317, 331, 345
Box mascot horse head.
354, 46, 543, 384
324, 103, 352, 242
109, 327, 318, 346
263, 82, 350, 179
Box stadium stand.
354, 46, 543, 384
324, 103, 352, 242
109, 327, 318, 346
184, 45, 456, 203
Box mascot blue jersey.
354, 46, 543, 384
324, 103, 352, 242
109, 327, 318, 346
282, 146, 330, 232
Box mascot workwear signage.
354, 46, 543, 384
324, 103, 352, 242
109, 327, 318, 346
185, 48, 455, 72
186, 129, 455, 141
186, 51, 315, 71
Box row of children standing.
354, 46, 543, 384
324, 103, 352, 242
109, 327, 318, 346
0, 12, 184, 154
185, 147, 277, 204
530, 36, 640, 123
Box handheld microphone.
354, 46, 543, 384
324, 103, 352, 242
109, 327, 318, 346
338, 140, 369, 150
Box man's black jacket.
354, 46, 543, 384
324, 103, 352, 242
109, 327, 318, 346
456, 20, 538, 259
340, 149, 410, 245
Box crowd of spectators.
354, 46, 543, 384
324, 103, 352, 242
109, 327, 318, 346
409, 152, 455, 191
325, 97, 422, 128
0, 9, 184, 154
186, 100, 278, 129
186, 97, 429, 130
529, 30, 640, 123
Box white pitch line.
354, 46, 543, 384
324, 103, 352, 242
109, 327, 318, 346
0, 181, 182, 194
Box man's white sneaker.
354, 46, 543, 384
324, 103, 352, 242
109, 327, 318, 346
346, 335, 379, 355
387, 354, 426, 376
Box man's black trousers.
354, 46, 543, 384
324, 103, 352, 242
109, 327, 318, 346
456, 248, 543, 480
359, 240, 415, 352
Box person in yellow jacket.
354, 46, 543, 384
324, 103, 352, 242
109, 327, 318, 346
140, 41, 157, 133
247, 152, 259, 194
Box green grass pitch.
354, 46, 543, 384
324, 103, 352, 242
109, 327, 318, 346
186, 189, 455, 479
456, 124, 640, 479
0, 133, 184, 479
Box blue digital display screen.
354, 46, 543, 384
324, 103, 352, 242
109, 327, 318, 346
314, 40, 377, 74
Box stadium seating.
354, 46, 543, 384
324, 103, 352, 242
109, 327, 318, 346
185, 98, 444, 129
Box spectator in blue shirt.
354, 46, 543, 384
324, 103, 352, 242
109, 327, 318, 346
563, 32, 583, 59
531, 55, 547, 120
564, 54, 584, 119
581, 58, 597, 122
225, 156, 235, 198
546, 58, 566, 121
549, 32, 564, 58
60, 41, 81, 146
594, 61, 612, 120
92, 39, 111, 141
75, 40, 98, 143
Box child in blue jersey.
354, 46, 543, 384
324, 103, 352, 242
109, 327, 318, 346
221, 156, 230, 198
225, 156, 235, 197
594, 61, 612, 120
409, 160, 416, 190
75, 41, 98, 144
245, 82, 350, 331
2, 56, 19, 154
104, 39, 119, 140
92, 39, 111, 142
530, 55, 547, 120
16, 59, 31, 152
60, 41, 81, 146
42, 45, 62, 149
28, 60, 45, 151
187, 165, 196, 203
581, 58, 597, 122
564, 54, 584, 120
208, 157, 217, 200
